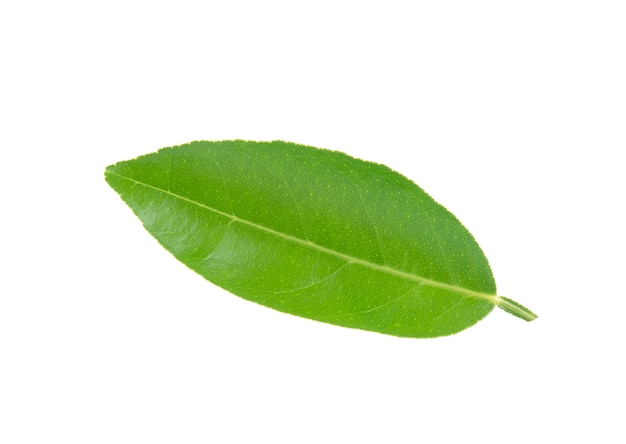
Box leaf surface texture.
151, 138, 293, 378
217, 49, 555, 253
105, 140, 535, 338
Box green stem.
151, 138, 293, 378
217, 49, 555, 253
495, 296, 538, 322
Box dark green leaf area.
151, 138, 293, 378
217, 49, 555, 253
106, 140, 502, 337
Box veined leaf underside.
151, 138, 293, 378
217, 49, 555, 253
106, 141, 539, 338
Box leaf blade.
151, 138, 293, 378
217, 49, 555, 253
105, 140, 534, 338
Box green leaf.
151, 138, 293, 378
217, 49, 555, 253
105, 140, 536, 338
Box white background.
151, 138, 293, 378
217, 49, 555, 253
1, 1, 624, 442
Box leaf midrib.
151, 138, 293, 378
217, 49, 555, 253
107, 170, 498, 304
